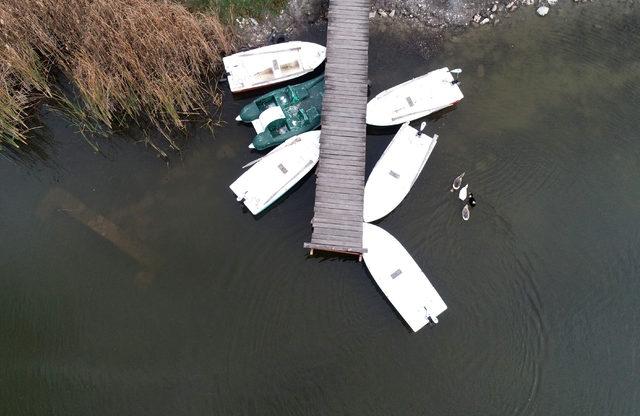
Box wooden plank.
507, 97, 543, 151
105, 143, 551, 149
316, 172, 364, 184
312, 221, 362, 234
303, 242, 366, 255
311, 233, 362, 244
313, 206, 362, 217
315, 200, 363, 212
310, 229, 361, 242
311, 222, 363, 235
310, 234, 362, 247
317, 165, 365, 175
315, 187, 364, 199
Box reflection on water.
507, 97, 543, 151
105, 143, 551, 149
2, 2, 640, 415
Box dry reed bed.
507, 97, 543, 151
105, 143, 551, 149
0, 0, 234, 151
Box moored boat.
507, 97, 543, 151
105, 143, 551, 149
366, 67, 464, 126
362, 222, 447, 332
236, 75, 324, 150
363, 122, 438, 222
223, 41, 326, 93
229, 131, 321, 215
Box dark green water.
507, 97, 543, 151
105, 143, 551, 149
2, 2, 640, 414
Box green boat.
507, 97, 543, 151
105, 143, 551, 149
236, 75, 324, 150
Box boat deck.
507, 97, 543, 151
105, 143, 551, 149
304, 0, 369, 256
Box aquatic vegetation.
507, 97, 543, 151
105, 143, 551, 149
0, 0, 234, 152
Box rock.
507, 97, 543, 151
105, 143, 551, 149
506, 1, 515, 7
389, 9, 396, 17
536, 5, 549, 15
249, 17, 258, 26
493, 18, 501, 25
379, 10, 388, 17
524, 0, 535, 5
510, 5, 518, 11
480, 17, 491, 24
548, 0, 557, 4
473, 13, 482, 22
369, 10, 377, 18
491, 4, 498, 12
490, 13, 495, 19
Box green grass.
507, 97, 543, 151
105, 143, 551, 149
184, 0, 287, 19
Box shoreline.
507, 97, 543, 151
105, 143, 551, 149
235, 0, 582, 49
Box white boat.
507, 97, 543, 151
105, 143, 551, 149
363, 122, 438, 222
223, 41, 326, 93
362, 223, 447, 332
229, 131, 320, 215
366, 67, 464, 126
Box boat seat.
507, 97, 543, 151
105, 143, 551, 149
294, 86, 310, 101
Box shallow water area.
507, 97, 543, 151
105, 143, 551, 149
2, 2, 640, 414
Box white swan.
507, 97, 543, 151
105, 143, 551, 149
458, 184, 468, 201
462, 204, 470, 221
450, 172, 465, 192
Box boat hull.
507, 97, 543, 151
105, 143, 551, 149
229, 131, 321, 215
223, 41, 326, 93
362, 222, 447, 332
236, 75, 324, 150
363, 123, 438, 222
366, 67, 464, 126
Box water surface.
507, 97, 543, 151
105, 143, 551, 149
2, 2, 640, 414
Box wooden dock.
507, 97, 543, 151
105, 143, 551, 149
304, 0, 369, 256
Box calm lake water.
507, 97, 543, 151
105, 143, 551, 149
2, 2, 640, 414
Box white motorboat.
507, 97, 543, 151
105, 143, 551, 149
223, 41, 326, 93
229, 131, 320, 215
363, 122, 438, 222
366, 67, 464, 126
362, 222, 448, 332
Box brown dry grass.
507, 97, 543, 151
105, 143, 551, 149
0, 0, 234, 152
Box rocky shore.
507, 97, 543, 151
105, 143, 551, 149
235, 0, 576, 47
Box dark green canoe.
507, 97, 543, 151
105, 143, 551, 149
237, 75, 324, 150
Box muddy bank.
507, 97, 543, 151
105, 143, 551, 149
235, 0, 575, 48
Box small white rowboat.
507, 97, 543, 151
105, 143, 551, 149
362, 222, 447, 332
229, 131, 320, 215
366, 67, 464, 126
363, 122, 438, 222
223, 41, 326, 93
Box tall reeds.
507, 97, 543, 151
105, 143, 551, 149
0, 0, 234, 152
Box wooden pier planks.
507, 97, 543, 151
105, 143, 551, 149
304, 0, 369, 255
